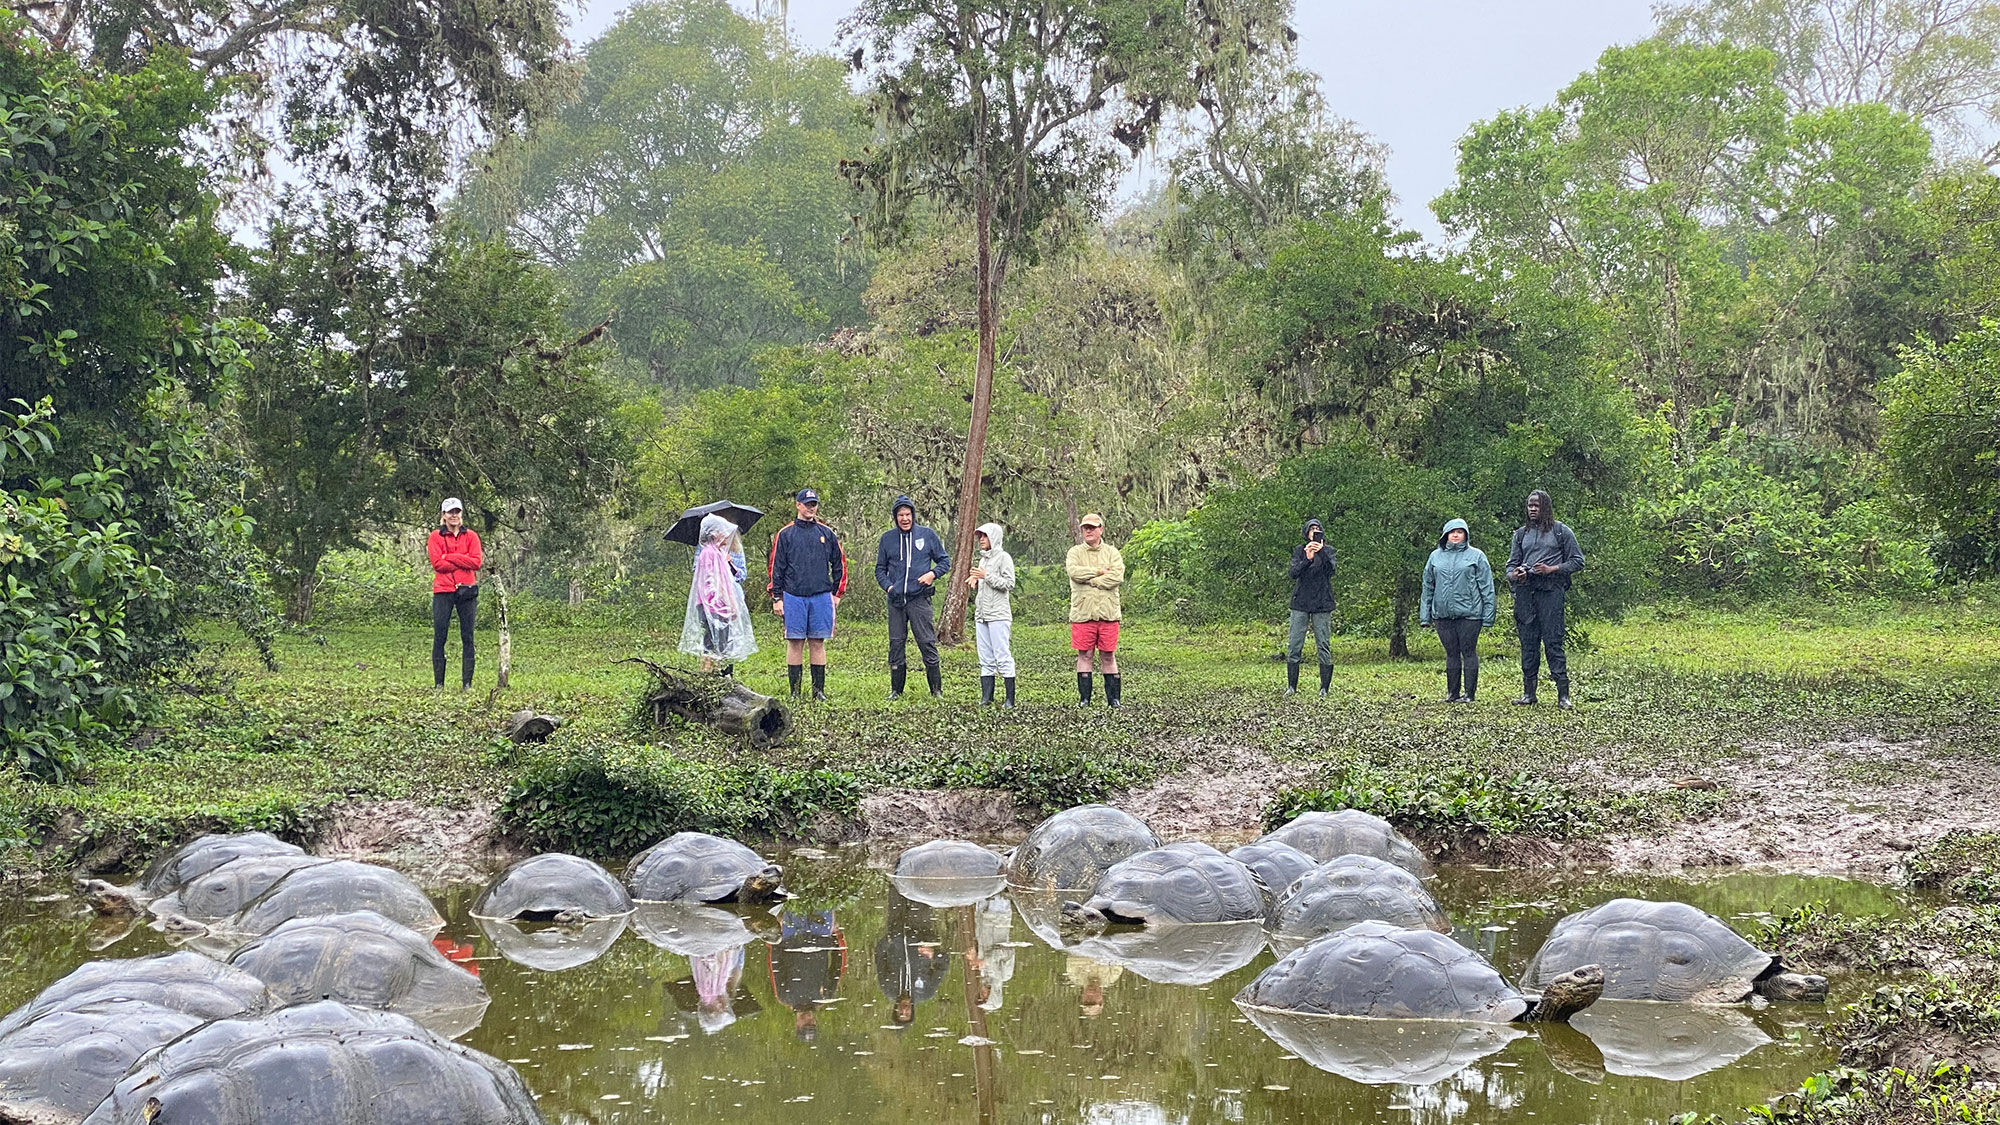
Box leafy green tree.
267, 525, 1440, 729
0, 25, 271, 775
1656, 0, 2000, 163
27, 0, 567, 218
1882, 319, 2000, 575
239, 219, 632, 621
463, 0, 868, 389
840, 0, 1290, 639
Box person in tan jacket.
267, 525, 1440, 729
1064, 513, 1125, 707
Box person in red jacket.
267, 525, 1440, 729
427, 498, 483, 690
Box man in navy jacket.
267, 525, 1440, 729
874, 495, 951, 699
768, 489, 847, 701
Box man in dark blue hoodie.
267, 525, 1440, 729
874, 495, 951, 699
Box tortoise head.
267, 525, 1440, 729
76, 877, 139, 917
1759, 971, 1828, 1002
740, 864, 785, 904
1058, 900, 1107, 936
1527, 963, 1603, 1023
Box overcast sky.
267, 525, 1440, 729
569, 1, 1662, 242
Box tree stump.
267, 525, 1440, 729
619, 658, 793, 749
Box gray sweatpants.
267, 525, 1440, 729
975, 619, 1015, 676
1287, 610, 1333, 667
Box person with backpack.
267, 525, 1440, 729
427, 498, 482, 690
1420, 517, 1497, 703
1505, 490, 1586, 708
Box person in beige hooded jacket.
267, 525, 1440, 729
965, 521, 1016, 707
1064, 513, 1124, 707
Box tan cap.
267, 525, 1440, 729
1079, 512, 1104, 528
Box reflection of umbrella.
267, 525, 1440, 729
1571, 1000, 1773, 1080
664, 501, 765, 546
1239, 1006, 1524, 1086
1068, 921, 1268, 986
476, 914, 626, 971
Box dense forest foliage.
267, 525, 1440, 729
5, 0, 2000, 775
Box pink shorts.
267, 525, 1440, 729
1070, 621, 1119, 652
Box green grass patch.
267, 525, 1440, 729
1265, 762, 1724, 839
1907, 832, 2000, 905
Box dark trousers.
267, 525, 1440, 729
1436, 617, 1483, 698
432, 586, 477, 687
887, 594, 940, 669
1513, 586, 1568, 694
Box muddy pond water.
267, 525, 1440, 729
0, 852, 1908, 1125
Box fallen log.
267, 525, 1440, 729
618, 658, 793, 749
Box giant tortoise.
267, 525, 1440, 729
1227, 839, 1318, 901
79, 1001, 545, 1125
0, 999, 208, 1123
200, 859, 445, 938
0, 951, 269, 1040
1260, 810, 1429, 878
1523, 898, 1828, 1004
474, 853, 633, 922
77, 831, 306, 916
626, 833, 784, 904
890, 841, 1007, 908
148, 853, 332, 922
1268, 854, 1449, 953
1236, 920, 1602, 1023
227, 910, 491, 1037
1061, 842, 1267, 929
1005, 805, 1160, 892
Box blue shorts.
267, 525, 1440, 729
782, 592, 835, 640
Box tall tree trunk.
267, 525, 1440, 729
492, 569, 512, 692
942, 167, 998, 646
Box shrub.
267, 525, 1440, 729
1906, 831, 2000, 904
1264, 761, 1712, 839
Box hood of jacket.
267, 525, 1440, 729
1302, 518, 1324, 543
1437, 517, 1470, 550
892, 494, 916, 519
975, 522, 1004, 554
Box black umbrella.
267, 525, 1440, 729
664, 500, 766, 546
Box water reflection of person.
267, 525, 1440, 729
769, 908, 848, 1042
969, 897, 1015, 1011
665, 946, 762, 1035
875, 889, 944, 1026
1063, 954, 1124, 1019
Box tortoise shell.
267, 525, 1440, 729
1261, 810, 1429, 877
1236, 920, 1529, 1021
221, 860, 444, 937
227, 911, 490, 1037
140, 832, 304, 895
151, 853, 332, 921
1269, 854, 1449, 950
1228, 839, 1318, 900
1005, 805, 1160, 892
0, 1000, 207, 1122
1523, 898, 1777, 1003
1079, 842, 1268, 925
0, 951, 268, 1040
473, 853, 633, 921
626, 833, 782, 903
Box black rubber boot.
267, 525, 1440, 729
1077, 673, 1093, 705
1319, 664, 1332, 697
1104, 674, 1122, 709
1446, 664, 1462, 702
1002, 677, 1016, 708
980, 675, 995, 706
787, 664, 803, 699
888, 665, 906, 700
1556, 678, 1573, 710
925, 664, 943, 699
810, 664, 827, 702
1465, 665, 1479, 703
1285, 661, 1299, 696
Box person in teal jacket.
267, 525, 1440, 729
1419, 517, 1496, 703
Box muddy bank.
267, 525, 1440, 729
313, 799, 524, 884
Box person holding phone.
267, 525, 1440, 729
1285, 518, 1337, 697
1505, 490, 1585, 708
1420, 518, 1496, 703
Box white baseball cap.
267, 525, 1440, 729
441, 497, 463, 513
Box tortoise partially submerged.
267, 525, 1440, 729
626, 833, 785, 904
77, 831, 306, 917
0, 952, 269, 1040
1061, 842, 1267, 930
1268, 854, 1449, 953
227, 911, 491, 1038
79, 1001, 546, 1125
1236, 920, 1602, 1024
147, 853, 332, 922
473, 853, 633, 922
203, 859, 445, 938
890, 841, 1007, 908
1006, 805, 1160, 892
1260, 810, 1429, 878
1524, 898, 1828, 1004
0, 999, 209, 1123
1227, 839, 1317, 901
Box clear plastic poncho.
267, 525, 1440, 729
680, 515, 758, 662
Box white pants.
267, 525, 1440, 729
975, 619, 1015, 676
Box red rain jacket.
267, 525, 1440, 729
427, 527, 483, 594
